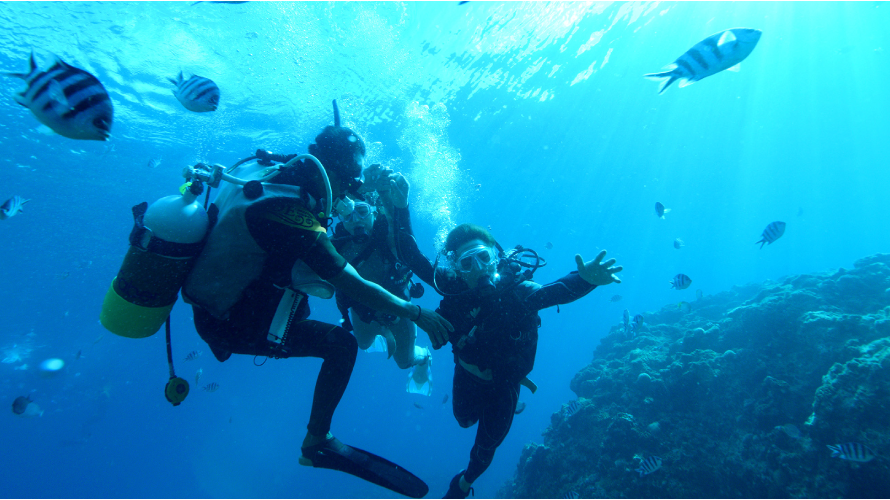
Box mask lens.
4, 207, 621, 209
353, 203, 371, 218
456, 246, 495, 272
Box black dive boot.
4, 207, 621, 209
443, 470, 473, 499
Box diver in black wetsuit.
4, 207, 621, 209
433, 224, 623, 499
181, 116, 452, 498
331, 164, 437, 394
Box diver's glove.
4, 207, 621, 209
575, 250, 623, 286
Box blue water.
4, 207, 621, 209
1, 2, 888, 498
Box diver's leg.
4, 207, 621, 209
452, 363, 482, 428
391, 318, 419, 370
283, 320, 358, 441
463, 380, 520, 485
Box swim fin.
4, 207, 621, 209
300, 436, 429, 498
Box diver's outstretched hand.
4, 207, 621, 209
414, 307, 453, 350
388, 173, 410, 208
575, 250, 623, 286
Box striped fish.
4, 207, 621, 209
183, 350, 202, 361
632, 314, 644, 334
0, 195, 30, 220
636, 456, 663, 476
756, 221, 786, 249
168, 71, 220, 112
203, 382, 220, 392
563, 492, 579, 499
644, 28, 762, 94
564, 400, 581, 418
4, 51, 113, 140
670, 273, 692, 290
827, 442, 875, 463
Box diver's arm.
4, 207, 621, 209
328, 265, 452, 346
392, 206, 436, 285
524, 273, 597, 311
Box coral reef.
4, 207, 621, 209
502, 254, 890, 498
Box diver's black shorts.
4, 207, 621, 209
192, 284, 345, 362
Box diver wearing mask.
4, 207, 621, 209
181, 110, 452, 497
330, 164, 437, 395
434, 224, 624, 499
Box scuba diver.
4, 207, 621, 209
330, 164, 435, 395
432, 224, 623, 499
178, 104, 452, 498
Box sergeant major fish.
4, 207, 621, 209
184, 350, 201, 362
1, 196, 30, 220
203, 382, 219, 392
644, 28, 763, 94
670, 273, 692, 290
168, 71, 220, 112
827, 442, 875, 463
636, 456, 663, 476
3, 51, 113, 140
673, 238, 684, 249
632, 314, 644, 334
757, 221, 786, 248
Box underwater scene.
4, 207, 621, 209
2, 1, 889, 498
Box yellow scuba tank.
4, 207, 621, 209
100, 182, 210, 338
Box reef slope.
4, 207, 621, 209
502, 254, 890, 498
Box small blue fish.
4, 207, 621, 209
1, 195, 30, 220
636, 456, 663, 476
670, 274, 692, 290
564, 400, 581, 418
673, 238, 684, 249
544, 242, 553, 250
655, 202, 670, 219
203, 382, 219, 392
678, 301, 691, 313
183, 350, 201, 362
413, 401, 424, 410
147, 158, 161, 169
757, 221, 786, 249
623, 309, 630, 334
514, 401, 527, 415
168, 71, 220, 112
610, 294, 623, 303
442, 393, 449, 404
644, 28, 763, 94
827, 442, 875, 463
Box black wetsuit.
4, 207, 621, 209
331, 205, 434, 330
435, 271, 596, 484
190, 195, 353, 438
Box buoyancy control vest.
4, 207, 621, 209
182, 162, 329, 319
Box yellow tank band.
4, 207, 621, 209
100, 278, 174, 338
262, 203, 326, 233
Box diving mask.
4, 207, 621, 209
455, 245, 498, 273
340, 202, 373, 223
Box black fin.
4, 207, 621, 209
301, 437, 429, 498
332, 99, 340, 127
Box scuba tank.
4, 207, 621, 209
100, 181, 210, 338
